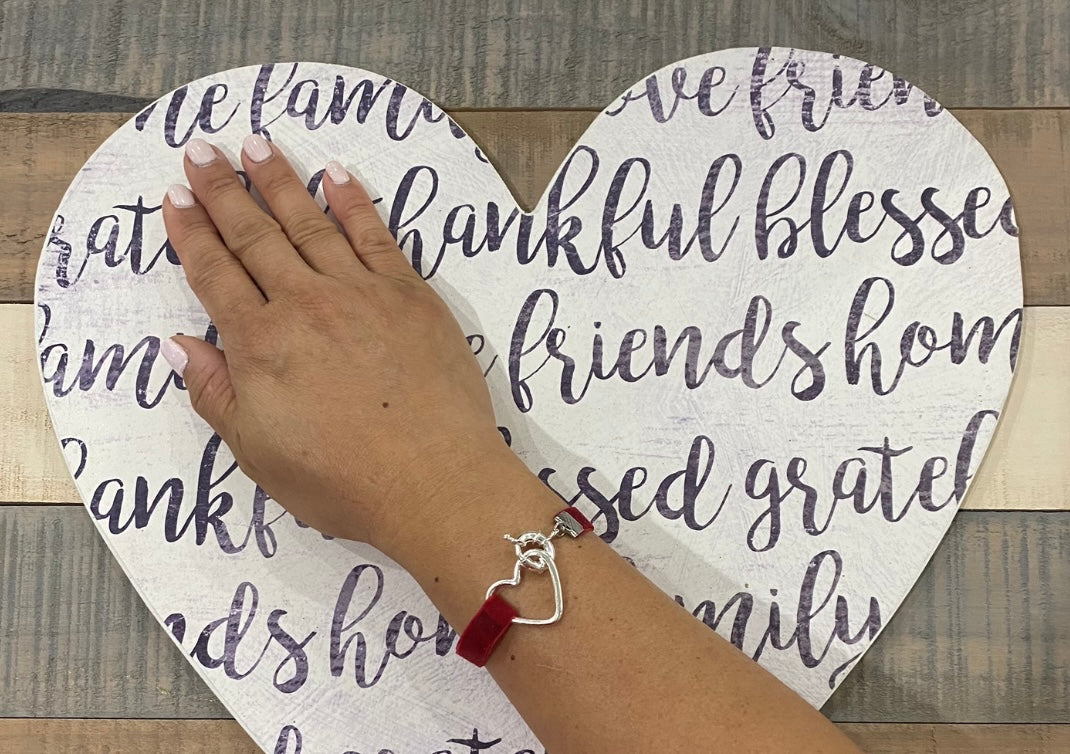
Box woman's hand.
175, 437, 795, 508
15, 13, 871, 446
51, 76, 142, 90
161, 135, 514, 553
161, 134, 863, 754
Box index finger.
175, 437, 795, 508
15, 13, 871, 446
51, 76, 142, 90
163, 183, 265, 328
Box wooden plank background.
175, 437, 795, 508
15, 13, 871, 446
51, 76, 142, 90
1, 0, 1068, 109
3, 110, 1069, 305
2, 720, 1069, 754
3, 506, 1068, 723
1, 2, 1068, 751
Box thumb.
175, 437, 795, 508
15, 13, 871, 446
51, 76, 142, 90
161, 335, 237, 434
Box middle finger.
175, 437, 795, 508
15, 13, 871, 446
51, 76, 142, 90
240, 134, 364, 277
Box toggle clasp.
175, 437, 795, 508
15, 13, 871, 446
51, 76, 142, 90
504, 531, 555, 572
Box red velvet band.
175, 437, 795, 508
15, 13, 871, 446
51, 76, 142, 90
561, 505, 595, 534
456, 593, 519, 667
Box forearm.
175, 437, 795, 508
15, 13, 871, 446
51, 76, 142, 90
389, 453, 861, 754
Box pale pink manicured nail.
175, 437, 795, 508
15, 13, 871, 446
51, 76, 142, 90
167, 184, 196, 208
243, 133, 274, 163
325, 160, 350, 184
185, 138, 217, 166
161, 337, 188, 376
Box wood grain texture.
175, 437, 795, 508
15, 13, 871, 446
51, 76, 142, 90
837, 724, 1070, 753
1, 305, 76, 504
0, 1, 1068, 109
1, 506, 1067, 721
1, 720, 1067, 754
0, 720, 259, 754
0, 506, 228, 718
3, 109, 1069, 305
951, 109, 1070, 308
0, 113, 127, 303
824, 512, 1070, 723
6, 303, 1067, 510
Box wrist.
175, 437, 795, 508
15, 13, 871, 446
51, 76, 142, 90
387, 447, 560, 565
375, 447, 567, 628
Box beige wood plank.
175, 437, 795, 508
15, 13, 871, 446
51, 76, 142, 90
4, 304, 1065, 510
2, 110, 1068, 305
838, 723, 1070, 753
0, 113, 129, 303
0, 1, 1067, 108
0, 305, 75, 503
0, 720, 256, 754
972, 305, 1070, 510
1, 720, 1067, 753
1, 507, 1067, 721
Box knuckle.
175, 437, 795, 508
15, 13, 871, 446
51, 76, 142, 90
336, 201, 380, 232
228, 212, 281, 257
355, 228, 400, 258
189, 367, 232, 422
292, 283, 335, 316
186, 255, 234, 298
256, 167, 300, 199
336, 201, 401, 261
199, 170, 243, 204
282, 278, 316, 303
284, 210, 337, 248
170, 218, 217, 255
281, 276, 339, 317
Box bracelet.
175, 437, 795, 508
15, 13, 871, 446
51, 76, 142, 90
455, 506, 594, 666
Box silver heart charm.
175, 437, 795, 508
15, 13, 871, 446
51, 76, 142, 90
485, 549, 564, 626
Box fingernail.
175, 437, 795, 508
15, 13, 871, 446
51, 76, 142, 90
325, 160, 350, 184
161, 337, 188, 376
186, 138, 217, 167
167, 184, 196, 208
243, 133, 274, 163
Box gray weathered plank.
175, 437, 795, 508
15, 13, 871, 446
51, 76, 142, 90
3, 719, 1069, 753
1, 506, 1067, 721
823, 511, 1070, 722
0, 0, 1067, 110
0, 506, 227, 718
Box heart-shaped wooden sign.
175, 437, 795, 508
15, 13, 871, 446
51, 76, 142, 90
35, 48, 1021, 752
